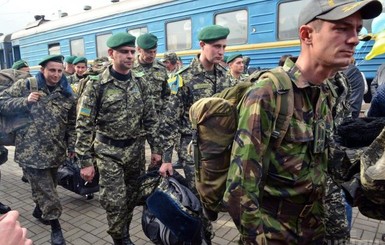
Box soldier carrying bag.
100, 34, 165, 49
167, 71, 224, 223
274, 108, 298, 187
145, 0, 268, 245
189, 67, 294, 220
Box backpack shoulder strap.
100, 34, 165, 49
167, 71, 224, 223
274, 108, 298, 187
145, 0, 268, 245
258, 67, 294, 205
28, 77, 38, 92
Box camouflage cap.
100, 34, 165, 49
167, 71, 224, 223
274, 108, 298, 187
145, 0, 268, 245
64, 55, 77, 64
73, 56, 88, 65
298, 0, 382, 27
107, 32, 136, 49
163, 52, 178, 63
38, 54, 64, 66
12, 59, 29, 70
226, 54, 242, 64
198, 25, 230, 42
93, 56, 109, 64
137, 33, 158, 50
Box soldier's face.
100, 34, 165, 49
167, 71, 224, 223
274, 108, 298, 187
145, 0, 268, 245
229, 57, 244, 75
41, 62, 64, 86
138, 47, 157, 64
75, 62, 87, 76
109, 46, 136, 73
200, 39, 227, 65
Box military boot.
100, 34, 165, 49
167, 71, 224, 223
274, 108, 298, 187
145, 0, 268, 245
32, 204, 50, 225
112, 237, 135, 245
50, 219, 66, 245
0, 202, 11, 214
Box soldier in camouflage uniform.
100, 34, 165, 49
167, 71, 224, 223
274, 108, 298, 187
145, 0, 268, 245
223, 1, 382, 244
66, 56, 88, 94
12, 59, 30, 73
225, 53, 247, 85
75, 33, 173, 245
0, 54, 77, 245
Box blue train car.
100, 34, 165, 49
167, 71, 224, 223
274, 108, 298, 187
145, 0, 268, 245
3, 0, 385, 83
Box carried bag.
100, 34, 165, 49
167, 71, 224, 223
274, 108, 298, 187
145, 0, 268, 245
57, 158, 99, 196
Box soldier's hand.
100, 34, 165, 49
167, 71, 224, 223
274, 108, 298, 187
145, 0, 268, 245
27, 92, 41, 104
159, 162, 173, 177
80, 166, 95, 182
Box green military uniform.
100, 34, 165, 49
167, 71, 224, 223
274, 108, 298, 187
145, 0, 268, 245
224, 58, 335, 244
67, 57, 88, 94
0, 56, 76, 221
225, 71, 247, 86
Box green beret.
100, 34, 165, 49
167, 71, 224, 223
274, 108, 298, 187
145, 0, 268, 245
73, 56, 88, 65
198, 25, 230, 42
137, 33, 158, 50
226, 54, 243, 64
107, 33, 136, 49
38, 55, 64, 66
64, 56, 77, 64
12, 59, 29, 70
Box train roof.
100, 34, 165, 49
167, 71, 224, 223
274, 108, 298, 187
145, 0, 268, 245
11, 0, 174, 41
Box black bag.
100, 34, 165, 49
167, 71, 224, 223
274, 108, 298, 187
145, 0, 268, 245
57, 158, 99, 196
0, 145, 8, 165
145, 176, 203, 244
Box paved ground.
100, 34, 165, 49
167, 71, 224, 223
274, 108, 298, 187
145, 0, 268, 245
1, 146, 385, 245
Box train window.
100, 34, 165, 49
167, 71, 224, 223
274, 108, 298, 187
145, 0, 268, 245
128, 27, 148, 37
166, 19, 192, 51
96, 33, 112, 57
70, 38, 85, 56
215, 10, 247, 45
48, 43, 61, 55
278, 0, 310, 40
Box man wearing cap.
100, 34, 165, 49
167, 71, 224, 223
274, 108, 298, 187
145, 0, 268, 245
162, 52, 180, 78
12, 59, 30, 73
63, 55, 77, 76
0, 54, 77, 245
226, 53, 247, 85
132, 34, 170, 165
75, 32, 173, 245
223, 1, 382, 244
66, 56, 88, 94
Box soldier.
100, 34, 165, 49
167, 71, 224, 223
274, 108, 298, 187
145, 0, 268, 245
63, 55, 77, 76
0, 54, 77, 245
66, 56, 88, 93
133, 33, 170, 123
165, 24, 231, 244
75, 32, 173, 245
162, 52, 180, 78
12, 59, 30, 73
223, 1, 382, 244
225, 53, 247, 85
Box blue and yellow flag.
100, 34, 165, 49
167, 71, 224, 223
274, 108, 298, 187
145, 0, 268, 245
167, 75, 183, 94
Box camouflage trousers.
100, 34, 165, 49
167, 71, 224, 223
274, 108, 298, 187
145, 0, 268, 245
94, 138, 146, 239
237, 200, 325, 245
323, 176, 350, 244
23, 167, 62, 220
163, 132, 182, 164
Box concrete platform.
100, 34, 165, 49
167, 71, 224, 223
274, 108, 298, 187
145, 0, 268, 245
1, 146, 384, 244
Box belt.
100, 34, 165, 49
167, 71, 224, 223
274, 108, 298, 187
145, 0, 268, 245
95, 133, 135, 148
261, 196, 314, 218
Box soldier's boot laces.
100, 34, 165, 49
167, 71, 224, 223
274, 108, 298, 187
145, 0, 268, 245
32, 205, 50, 225
50, 219, 66, 245
112, 237, 135, 245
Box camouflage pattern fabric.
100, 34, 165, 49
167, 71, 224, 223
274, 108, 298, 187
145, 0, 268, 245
0, 69, 31, 92
223, 59, 334, 244
132, 57, 170, 116
95, 139, 146, 238
225, 71, 248, 86
75, 66, 162, 239
24, 167, 62, 220
0, 76, 76, 168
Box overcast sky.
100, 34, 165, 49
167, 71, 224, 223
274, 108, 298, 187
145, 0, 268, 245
0, 0, 114, 34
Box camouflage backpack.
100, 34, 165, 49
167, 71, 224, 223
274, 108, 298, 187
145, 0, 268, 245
189, 67, 293, 218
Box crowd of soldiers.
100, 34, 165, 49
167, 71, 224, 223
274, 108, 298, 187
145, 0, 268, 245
0, 0, 384, 245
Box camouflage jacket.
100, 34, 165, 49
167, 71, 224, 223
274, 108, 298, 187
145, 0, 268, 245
132, 58, 171, 116
174, 55, 231, 135
223, 59, 335, 236
225, 71, 248, 86
0, 72, 76, 169
75, 66, 162, 168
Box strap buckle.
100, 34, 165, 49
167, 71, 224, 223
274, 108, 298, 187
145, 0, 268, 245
299, 204, 313, 218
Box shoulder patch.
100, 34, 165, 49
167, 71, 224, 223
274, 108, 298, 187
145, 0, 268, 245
132, 70, 145, 78
79, 107, 91, 117
176, 65, 190, 75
